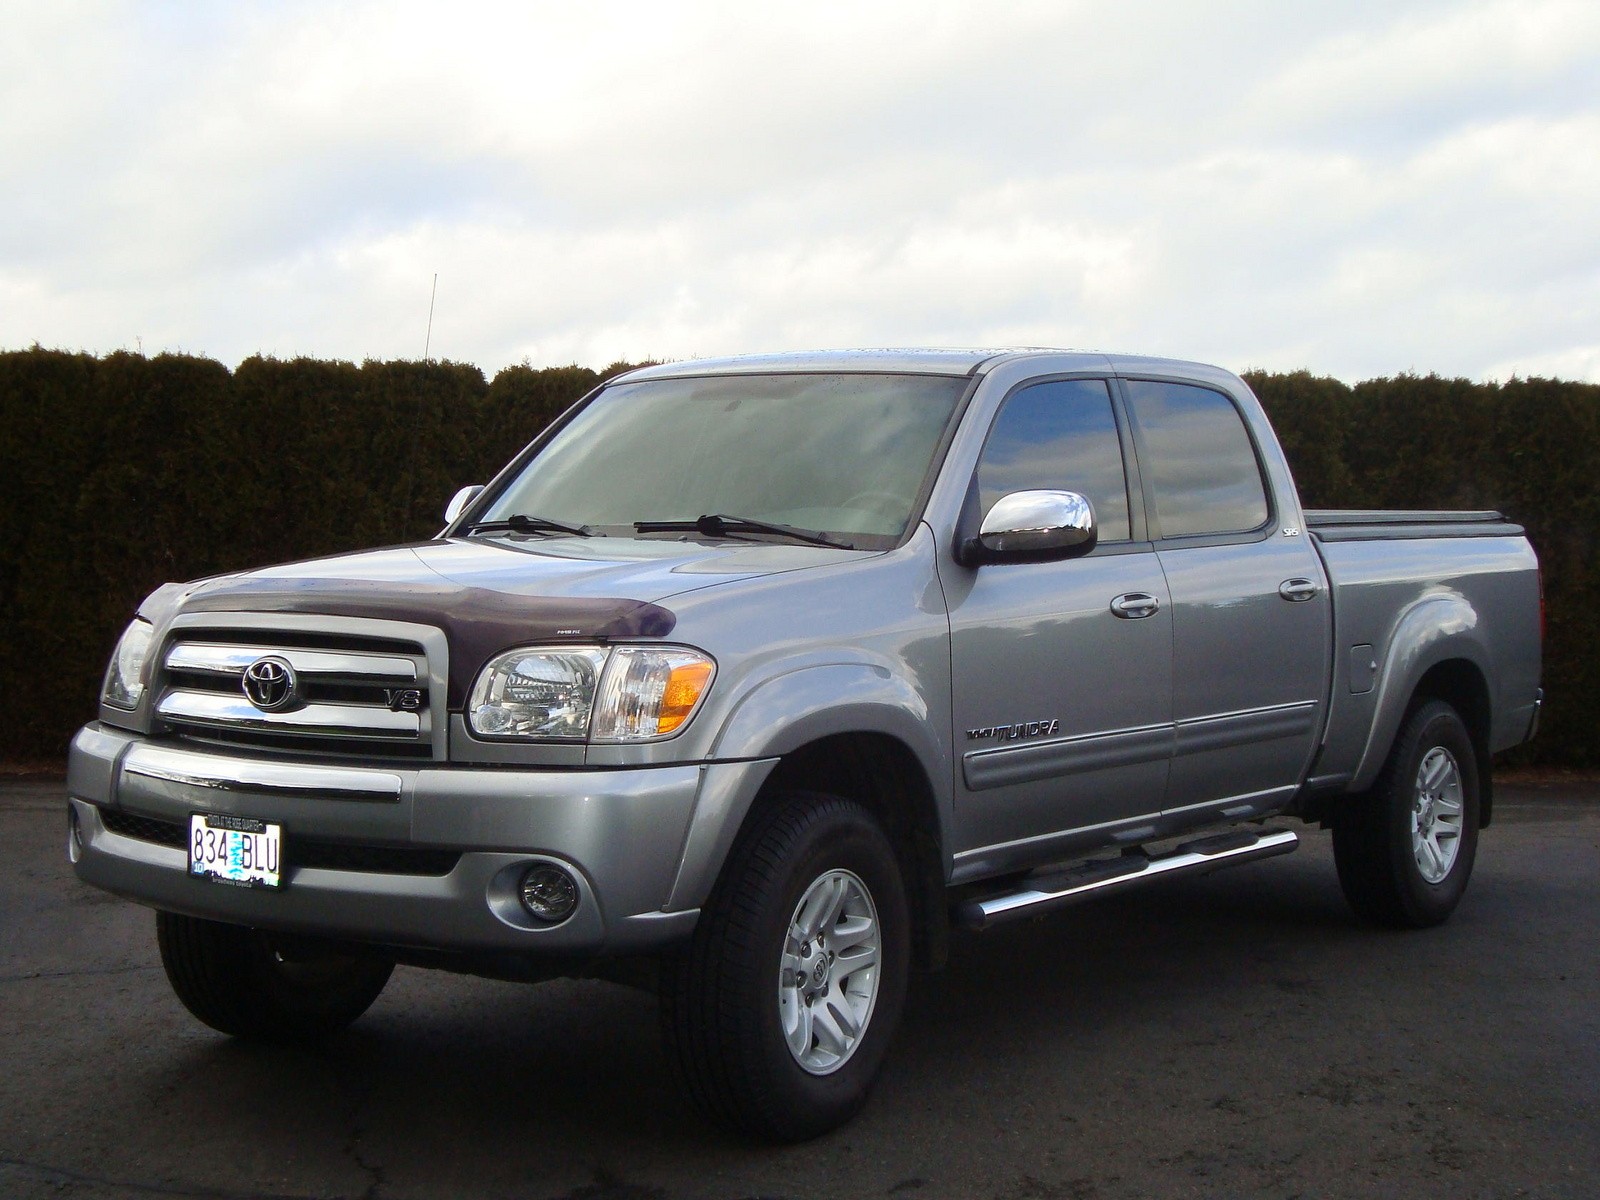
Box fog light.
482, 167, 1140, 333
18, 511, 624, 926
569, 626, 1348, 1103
67, 807, 84, 863
519, 865, 578, 923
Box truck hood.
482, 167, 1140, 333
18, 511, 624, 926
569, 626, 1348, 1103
153, 535, 865, 706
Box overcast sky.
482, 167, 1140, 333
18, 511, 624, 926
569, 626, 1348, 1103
3, 0, 1598, 383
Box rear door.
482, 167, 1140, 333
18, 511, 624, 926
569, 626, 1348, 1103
1120, 377, 1331, 824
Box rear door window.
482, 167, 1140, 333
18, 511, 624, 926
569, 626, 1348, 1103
1123, 380, 1269, 538
975, 379, 1131, 543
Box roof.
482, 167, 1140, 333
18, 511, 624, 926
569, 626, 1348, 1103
614, 348, 1237, 385
619, 348, 1038, 379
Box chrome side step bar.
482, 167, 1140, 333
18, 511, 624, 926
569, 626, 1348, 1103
955, 827, 1300, 931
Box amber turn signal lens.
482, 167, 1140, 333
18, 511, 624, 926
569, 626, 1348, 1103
657, 660, 715, 733
590, 647, 717, 741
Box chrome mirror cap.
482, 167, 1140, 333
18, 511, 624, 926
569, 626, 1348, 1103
444, 484, 484, 525
971, 489, 1097, 562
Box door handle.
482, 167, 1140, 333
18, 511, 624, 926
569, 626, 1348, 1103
1110, 592, 1161, 619
1279, 578, 1321, 602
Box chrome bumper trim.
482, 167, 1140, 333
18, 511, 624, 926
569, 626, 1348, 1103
121, 744, 404, 803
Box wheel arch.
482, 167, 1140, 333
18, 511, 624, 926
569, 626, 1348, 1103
760, 732, 950, 972
669, 664, 954, 969
1352, 593, 1494, 797
1355, 648, 1495, 825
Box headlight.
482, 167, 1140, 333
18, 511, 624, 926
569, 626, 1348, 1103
468, 645, 715, 742
468, 647, 608, 739
101, 618, 154, 710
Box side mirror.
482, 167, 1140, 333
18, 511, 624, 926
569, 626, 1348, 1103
961, 490, 1097, 565
444, 484, 484, 525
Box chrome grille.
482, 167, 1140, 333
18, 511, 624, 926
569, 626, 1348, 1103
156, 628, 437, 759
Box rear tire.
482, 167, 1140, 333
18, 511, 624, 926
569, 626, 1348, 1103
156, 911, 393, 1040
1333, 699, 1481, 928
660, 790, 910, 1142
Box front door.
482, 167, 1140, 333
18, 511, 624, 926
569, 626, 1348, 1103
944, 378, 1174, 879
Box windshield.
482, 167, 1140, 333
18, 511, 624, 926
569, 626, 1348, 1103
479, 372, 968, 548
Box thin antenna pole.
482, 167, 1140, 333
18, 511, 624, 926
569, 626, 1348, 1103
424, 273, 438, 362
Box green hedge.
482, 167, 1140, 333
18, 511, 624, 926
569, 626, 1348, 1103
0, 350, 1591, 766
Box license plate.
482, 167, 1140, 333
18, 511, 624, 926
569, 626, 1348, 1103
188, 813, 283, 889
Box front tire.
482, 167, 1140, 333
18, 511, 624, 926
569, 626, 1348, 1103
1333, 699, 1482, 928
157, 911, 393, 1040
660, 791, 910, 1142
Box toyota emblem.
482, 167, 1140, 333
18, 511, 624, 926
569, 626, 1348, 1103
241, 656, 299, 711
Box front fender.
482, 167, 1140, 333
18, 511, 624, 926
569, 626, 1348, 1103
663, 664, 952, 911
711, 662, 944, 766
1352, 592, 1490, 791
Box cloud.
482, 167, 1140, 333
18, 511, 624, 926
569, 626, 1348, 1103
1, 0, 1598, 382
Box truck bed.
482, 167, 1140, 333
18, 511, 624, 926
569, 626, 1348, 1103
1306, 514, 1542, 798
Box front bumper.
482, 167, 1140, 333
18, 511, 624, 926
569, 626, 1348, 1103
68, 724, 774, 955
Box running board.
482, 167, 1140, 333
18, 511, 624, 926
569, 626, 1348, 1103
955, 828, 1300, 931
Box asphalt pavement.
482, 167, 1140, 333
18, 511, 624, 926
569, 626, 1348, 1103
2, 776, 1596, 1200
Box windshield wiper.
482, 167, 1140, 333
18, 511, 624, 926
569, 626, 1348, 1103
463, 514, 596, 537
633, 514, 854, 550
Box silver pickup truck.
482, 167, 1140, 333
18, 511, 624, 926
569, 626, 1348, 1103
68, 349, 1542, 1140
